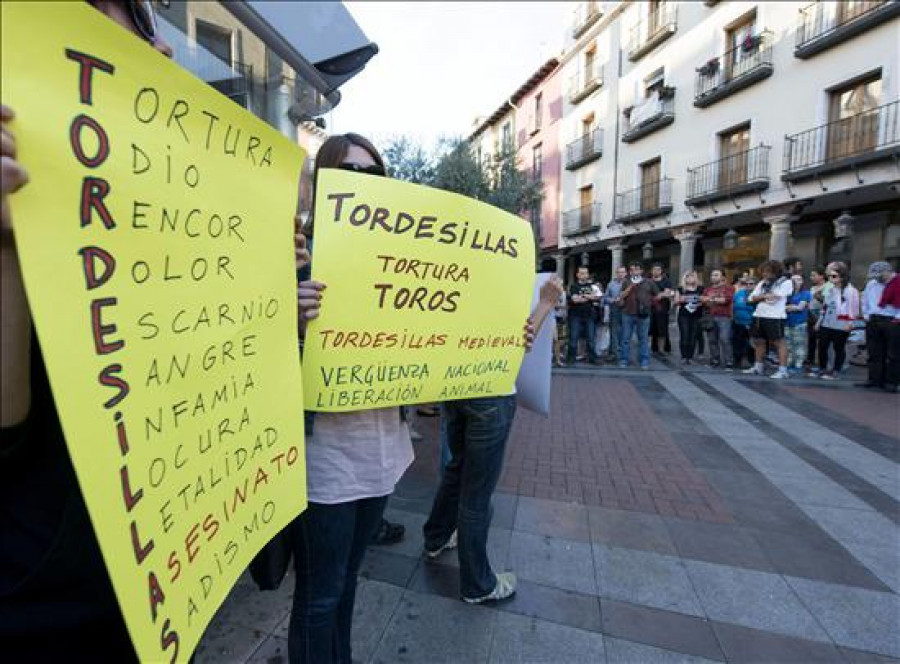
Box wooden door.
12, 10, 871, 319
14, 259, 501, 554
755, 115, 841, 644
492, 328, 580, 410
837, 0, 867, 25
648, 0, 662, 35
827, 76, 881, 161
584, 48, 596, 85
580, 186, 593, 230
641, 160, 661, 211
726, 14, 757, 81
719, 126, 750, 189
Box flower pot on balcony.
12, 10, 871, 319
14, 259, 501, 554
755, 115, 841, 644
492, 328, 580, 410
696, 58, 720, 76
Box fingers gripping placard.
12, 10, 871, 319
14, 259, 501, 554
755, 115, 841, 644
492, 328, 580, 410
1, 4, 306, 661
302, 170, 535, 411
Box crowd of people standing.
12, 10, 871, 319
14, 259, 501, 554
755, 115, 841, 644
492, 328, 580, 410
556, 258, 899, 392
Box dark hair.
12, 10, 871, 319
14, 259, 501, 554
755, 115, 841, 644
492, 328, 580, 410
784, 256, 802, 272
628, 261, 644, 269
830, 262, 850, 289
758, 260, 784, 279
305, 133, 385, 238
709, 267, 723, 276
651, 263, 664, 271
810, 265, 826, 277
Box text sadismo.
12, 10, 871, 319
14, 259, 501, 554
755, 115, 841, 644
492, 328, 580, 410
303, 170, 535, 412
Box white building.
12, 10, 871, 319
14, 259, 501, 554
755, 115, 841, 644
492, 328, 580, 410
558, 0, 899, 286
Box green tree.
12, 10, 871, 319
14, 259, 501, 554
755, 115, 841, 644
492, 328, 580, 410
431, 137, 543, 217
380, 135, 435, 185
431, 137, 487, 200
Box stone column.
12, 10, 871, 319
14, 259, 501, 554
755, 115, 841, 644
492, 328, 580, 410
553, 253, 566, 280
608, 243, 625, 281
766, 214, 793, 261
674, 230, 699, 278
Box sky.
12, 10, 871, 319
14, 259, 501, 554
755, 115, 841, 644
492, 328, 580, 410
328, 2, 571, 151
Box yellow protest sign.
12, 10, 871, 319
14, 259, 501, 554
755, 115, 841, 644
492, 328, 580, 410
302, 170, 535, 411
1, 3, 306, 661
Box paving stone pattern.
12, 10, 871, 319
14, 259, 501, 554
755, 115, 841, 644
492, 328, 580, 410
499, 376, 733, 523
196, 370, 900, 663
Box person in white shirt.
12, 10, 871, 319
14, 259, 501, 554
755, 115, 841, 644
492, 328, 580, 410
815, 261, 860, 380
743, 260, 793, 379
857, 261, 896, 389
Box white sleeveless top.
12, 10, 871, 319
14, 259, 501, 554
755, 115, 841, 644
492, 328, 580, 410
304, 407, 414, 504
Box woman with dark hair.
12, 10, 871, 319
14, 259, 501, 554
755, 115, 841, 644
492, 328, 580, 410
743, 260, 793, 379
806, 266, 829, 374
816, 262, 860, 380
293, 133, 415, 664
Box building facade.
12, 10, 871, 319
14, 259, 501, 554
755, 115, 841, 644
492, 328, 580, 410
469, 59, 564, 265
557, 0, 899, 286
157, 1, 372, 139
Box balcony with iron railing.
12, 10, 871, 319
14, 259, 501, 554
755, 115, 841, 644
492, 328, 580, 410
686, 144, 771, 206
572, 2, 603, 38
628, 2, 678, 61
694, 31, 774, 108
563, 203, 602, 237
569, 62, 604, 104
622, 93, 675, 143
566, 128, 604, 170
783, 99, 900, 181
615, 178, 673, 223
795, 0, 900, 59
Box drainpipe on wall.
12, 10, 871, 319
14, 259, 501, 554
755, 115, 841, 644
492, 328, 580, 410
611, 41, 623, 236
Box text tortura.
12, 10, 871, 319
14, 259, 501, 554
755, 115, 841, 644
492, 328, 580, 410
325, 192, 520, 259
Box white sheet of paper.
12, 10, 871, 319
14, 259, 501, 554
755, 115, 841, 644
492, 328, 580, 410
516, 273, 554, 416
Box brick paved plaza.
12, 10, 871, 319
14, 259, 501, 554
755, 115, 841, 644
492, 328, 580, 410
195, 362, 900, 663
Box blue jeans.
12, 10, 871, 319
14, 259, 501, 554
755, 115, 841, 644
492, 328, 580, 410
607, 306, 623, 360
567, 315, 597, 363
439, 413, 452, 476
620, 313, 651, 367
708, 316, 733, 366
288, 496, 389, 664
423, 395, 517, 599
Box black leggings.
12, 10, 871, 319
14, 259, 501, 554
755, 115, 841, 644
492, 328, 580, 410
678, 313, 701, 360
817, 327, 850, 372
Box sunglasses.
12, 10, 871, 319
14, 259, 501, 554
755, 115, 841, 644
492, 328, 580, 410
827, 273, 839, 278
129, 0, 158, 43
339, 163, 386, 177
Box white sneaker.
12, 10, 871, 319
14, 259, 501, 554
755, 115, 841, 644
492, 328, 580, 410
462, 572, 517, 604
742, 365, 764, 375
771, 368, 789, 380
425, 530, 457, 559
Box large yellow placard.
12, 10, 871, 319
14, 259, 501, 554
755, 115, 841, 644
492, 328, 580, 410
303, 170, 535, 411
1, 4, 306, 662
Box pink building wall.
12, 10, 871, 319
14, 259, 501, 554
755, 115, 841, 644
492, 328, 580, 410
516, 64, 562, 256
